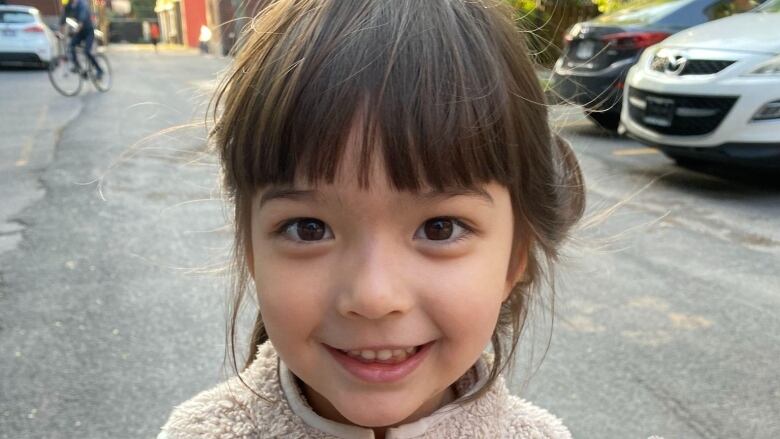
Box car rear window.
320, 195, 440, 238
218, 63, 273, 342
0, 11, 35, 24
593, 0, 695, 25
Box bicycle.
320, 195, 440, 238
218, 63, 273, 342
48, 25, 112, 96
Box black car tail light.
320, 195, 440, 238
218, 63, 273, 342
600, 31, 670, 50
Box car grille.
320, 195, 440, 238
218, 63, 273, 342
628, 88, 738, 136
681, 60, 735, 75
650, 56, 735, 75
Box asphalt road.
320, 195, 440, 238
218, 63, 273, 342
1, 47, 778, 439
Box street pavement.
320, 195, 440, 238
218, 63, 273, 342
1, 46, 778, 439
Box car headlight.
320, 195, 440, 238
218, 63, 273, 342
642, 46, 661, 66
644, 47, 671, 73
749, 55, 780, 75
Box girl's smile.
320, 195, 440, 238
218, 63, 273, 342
325, 341, 434, 383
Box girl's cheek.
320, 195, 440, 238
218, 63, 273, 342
419, 257, 489, 295
254, 251, 332, 303
423, 248, 508, 308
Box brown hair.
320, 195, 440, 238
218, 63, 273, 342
210, 0, 585, 403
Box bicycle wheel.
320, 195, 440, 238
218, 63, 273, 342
89, 53, 112, 92
48, 53, 82, 97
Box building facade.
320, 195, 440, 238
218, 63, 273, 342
154, 0, 206, 48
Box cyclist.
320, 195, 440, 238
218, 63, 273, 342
58, 0, 103, 79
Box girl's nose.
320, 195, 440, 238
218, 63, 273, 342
336, 239, 414, 320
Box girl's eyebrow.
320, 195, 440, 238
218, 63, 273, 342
258, 187, 493, 209
417, 187, 494, 205
258, 188, 321, 209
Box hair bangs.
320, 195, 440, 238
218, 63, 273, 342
214, 0, 525, 197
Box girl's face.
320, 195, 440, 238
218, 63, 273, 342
249, 131, 523, 430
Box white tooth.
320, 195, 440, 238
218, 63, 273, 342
360, 350, 376, 360
392, 349, 404, 357
405, 347, 416, 354
376, 350, 393, 361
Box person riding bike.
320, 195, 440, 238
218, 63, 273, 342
59, 0, 103, 79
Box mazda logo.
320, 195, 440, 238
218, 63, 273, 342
664, 55, 687, 75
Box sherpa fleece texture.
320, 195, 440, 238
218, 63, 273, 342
159, 342, 573, 439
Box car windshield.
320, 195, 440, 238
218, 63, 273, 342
0, 11, 35, 23
754, 0, 780, 12
593, 0, 694, 25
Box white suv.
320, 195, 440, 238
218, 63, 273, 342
620, 0, 780, 168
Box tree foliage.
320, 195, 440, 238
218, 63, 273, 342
504, 0, 601, 66
590, 0, 654, 13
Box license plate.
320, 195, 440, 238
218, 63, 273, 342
575, 40, 596, 59
644, 96, 675, 127
2, 29, 16, 37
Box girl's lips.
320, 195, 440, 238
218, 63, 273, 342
325, 341, 433, 384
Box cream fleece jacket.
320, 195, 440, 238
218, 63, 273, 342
158, 342, 573, 438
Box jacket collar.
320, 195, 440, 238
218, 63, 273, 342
278, 355, 491, 439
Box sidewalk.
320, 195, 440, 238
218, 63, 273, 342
108, 42, 200, 54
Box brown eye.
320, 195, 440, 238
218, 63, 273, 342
296, 219, 327, 241
280, 218, 332, 242
423, 218, 454, 240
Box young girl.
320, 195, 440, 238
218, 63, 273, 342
159, 0, 585, 437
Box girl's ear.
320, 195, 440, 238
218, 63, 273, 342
504, 243, 529, 302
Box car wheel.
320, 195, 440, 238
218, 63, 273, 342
585, 111, 621, 131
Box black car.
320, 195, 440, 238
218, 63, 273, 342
550, 0, 755, 130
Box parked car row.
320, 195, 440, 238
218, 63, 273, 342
552, 0, 779, 168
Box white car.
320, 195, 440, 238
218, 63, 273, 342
620, 0, 780, 168
0, 5, 58, 67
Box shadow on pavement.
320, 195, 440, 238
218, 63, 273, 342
675, 162, 780, 190
0, 66, 48, 74
628, 162, 780, 198
562, 120, 621, 139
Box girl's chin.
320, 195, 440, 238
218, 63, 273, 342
305, 386, 419, 428
335, 406, 414, 429
328, 388, 452, 429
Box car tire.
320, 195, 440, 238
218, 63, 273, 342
586, 111, 621, 131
